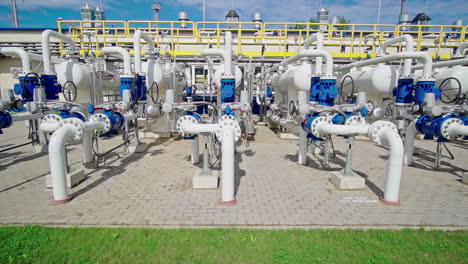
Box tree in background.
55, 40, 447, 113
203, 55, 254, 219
336, 16, 351, 30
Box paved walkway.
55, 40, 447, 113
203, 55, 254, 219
1, 122, 467, 229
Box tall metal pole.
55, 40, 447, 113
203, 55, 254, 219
203, 0, 206, 23
377, 0, 382, 25
11, 0, 19, 28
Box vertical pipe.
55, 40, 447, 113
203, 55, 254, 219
48, 126, 75, 202
224, 32, 233, 76
191, 136, 200, 164
221, 128, 235, 203
380, 128, 404, 205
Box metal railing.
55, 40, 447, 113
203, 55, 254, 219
57, 19, 467, 58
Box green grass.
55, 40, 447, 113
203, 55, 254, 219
0, 226, 467, 264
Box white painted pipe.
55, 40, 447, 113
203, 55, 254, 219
412, 58, 468, 70
221, 127, 235, 203
278, 49, 334, 76
181, 123, 219, 134
42, 30, 77, 74
403, 120, 417, 166
201, 49, 226, 73
312, 121, 404, 204
134, 30, 155, 74
379, 127, 404, 204
379, 35, 414, 76
12, 112, 44, 122
447, 123, 468, 138
303, 33, 324, 75
316, 123, 370, 136
224, 31, 233, 76
82, 120, 107, 164
101, 47, 133, 76
455, 42, 468, 56
0, 47, 33, 73
48, 125, 75, 201
335, 52, 433, 78
40, 121, 61, 133
191, 136, 200, 164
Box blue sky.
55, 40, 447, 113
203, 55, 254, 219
0, 0, 467, 28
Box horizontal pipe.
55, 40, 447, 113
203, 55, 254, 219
412, 58, 468, 70
42, 30, 77, 74
12, 112, 44, 122
335, 52, 433, 78
181, 123, 219, 134
316, 123, 370, 136
448, 123, 468, 137
101, 47, 133, 76
278, 49, 334, 76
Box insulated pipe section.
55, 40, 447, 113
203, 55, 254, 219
134, 30, 155, 74
191, 136, 200, 164
335, 52, 433, 78
379, 35, 415, 76
447, 123, 468, 137
303, 33, 324, 75
42, 30, 77, 74
101, 47, 133, 76
455, 42, 468, 56
412, 58, 468, 70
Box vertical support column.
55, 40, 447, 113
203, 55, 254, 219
191, 135, 200, 164
298, 128, 308, 165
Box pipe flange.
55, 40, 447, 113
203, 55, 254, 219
311, 116, 332, 138
345, 115, 367, 126
90, 113, 112, 133
58, 117, 85, 142
216, 115, 241, 142
440, 118, 464, 141
42, 113, 63, 122
368, 120, 398, 145
176, 115, 199, 137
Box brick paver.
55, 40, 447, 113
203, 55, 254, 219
0, 121, 467, 229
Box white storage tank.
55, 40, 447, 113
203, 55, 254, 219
55, 61, 120, 105
342, 65, 399, 96
414, 66, 468, 97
